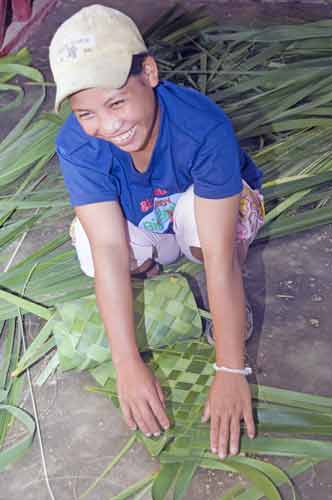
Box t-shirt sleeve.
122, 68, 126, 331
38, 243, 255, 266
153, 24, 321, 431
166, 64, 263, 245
191, 120, 243, 199
57, 149, 119, 207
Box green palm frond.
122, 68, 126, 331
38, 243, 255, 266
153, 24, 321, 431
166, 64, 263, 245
3, 5, 332, 495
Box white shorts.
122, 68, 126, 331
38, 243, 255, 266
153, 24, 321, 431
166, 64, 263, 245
72, 184, 264, 277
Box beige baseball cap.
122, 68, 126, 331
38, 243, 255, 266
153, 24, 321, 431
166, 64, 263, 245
49, 4, 147, 112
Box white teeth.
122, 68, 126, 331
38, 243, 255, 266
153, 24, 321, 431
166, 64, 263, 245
112, 126, 136, 144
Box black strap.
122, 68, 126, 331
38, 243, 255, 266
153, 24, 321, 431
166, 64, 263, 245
131, 259, 161, 279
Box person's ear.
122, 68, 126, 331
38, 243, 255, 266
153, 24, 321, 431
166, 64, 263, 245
142, 56, 159, 87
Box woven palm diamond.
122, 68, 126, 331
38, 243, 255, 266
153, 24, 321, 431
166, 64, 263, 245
89, 340, 215, 457
49, 272, 203, 372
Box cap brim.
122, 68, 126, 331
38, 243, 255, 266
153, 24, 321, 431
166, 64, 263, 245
54, 52, 133, 112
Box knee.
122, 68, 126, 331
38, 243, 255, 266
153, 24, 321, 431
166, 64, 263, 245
173, 185, 195, 234
71, 217, 95, 277
173, 186, 202, 262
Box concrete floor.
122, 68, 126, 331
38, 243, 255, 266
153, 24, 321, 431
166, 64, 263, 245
2, 1, 332, 499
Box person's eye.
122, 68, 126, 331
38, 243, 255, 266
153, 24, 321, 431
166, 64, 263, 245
77, 112, 93, 120
110, 99, 125, 108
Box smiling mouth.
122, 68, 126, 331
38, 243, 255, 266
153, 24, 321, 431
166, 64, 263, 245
110, 126, 136, 145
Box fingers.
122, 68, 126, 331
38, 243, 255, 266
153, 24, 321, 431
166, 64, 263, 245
206, 376, 255, 459
116, 363, 169, 437
218, 414, 231, 459
121, 390, 169, 436
132, 402, 161, 436
119, 395, 159, 436
202, 400, 210, 423
210, 413, 219, 454
210, 412, 242, 459
229, 416, 240, 456
155, 380, 166, 409
120, 401, 137, 431
244, 407, 256, 439
148, 394, 170, 432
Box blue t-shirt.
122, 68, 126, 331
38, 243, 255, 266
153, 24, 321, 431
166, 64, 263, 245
56, 80, 262, 234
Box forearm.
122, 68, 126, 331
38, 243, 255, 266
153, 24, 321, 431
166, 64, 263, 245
93, 245, 140, 367
205, 254, 246, 368
93, 247, 170, 436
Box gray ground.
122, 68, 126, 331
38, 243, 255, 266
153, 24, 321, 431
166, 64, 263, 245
2, 1, 332, 499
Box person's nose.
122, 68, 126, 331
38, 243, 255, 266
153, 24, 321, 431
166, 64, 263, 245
98, 114, 123, 137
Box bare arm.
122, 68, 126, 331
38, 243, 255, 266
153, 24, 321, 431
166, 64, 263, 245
194, 194, 255, 458
194, 194, 245, 366
76, 201, 139, 365
76, 201, 169, 435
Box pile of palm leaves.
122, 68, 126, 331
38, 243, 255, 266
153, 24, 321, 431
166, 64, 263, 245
8, 266, 332, 499
1, 6, 332, 498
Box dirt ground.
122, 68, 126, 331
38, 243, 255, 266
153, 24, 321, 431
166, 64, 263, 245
1, 1, 332, 499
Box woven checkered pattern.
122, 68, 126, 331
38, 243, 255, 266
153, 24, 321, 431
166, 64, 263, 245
139, 274, 202, 346
89, 340, 215, 456
152, 342, 214, 406
51, 273, 202, 372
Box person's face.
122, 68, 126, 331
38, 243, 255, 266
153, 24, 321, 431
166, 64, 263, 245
70, 56, 159, 154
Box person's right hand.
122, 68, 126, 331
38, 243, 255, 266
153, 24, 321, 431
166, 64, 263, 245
115, 357, 170, 436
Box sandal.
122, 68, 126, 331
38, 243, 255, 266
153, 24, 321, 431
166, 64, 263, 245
131, 259, 162, 279
204, 300, 254, 345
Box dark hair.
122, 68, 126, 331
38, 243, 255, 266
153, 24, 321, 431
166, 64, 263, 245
129, 52, 149, 77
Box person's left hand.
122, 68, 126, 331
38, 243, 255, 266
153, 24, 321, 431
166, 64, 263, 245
202, 372, 255, 459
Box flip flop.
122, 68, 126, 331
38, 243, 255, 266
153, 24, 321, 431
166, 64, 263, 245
131, 259, 162, 279
204, 300, 254, 345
